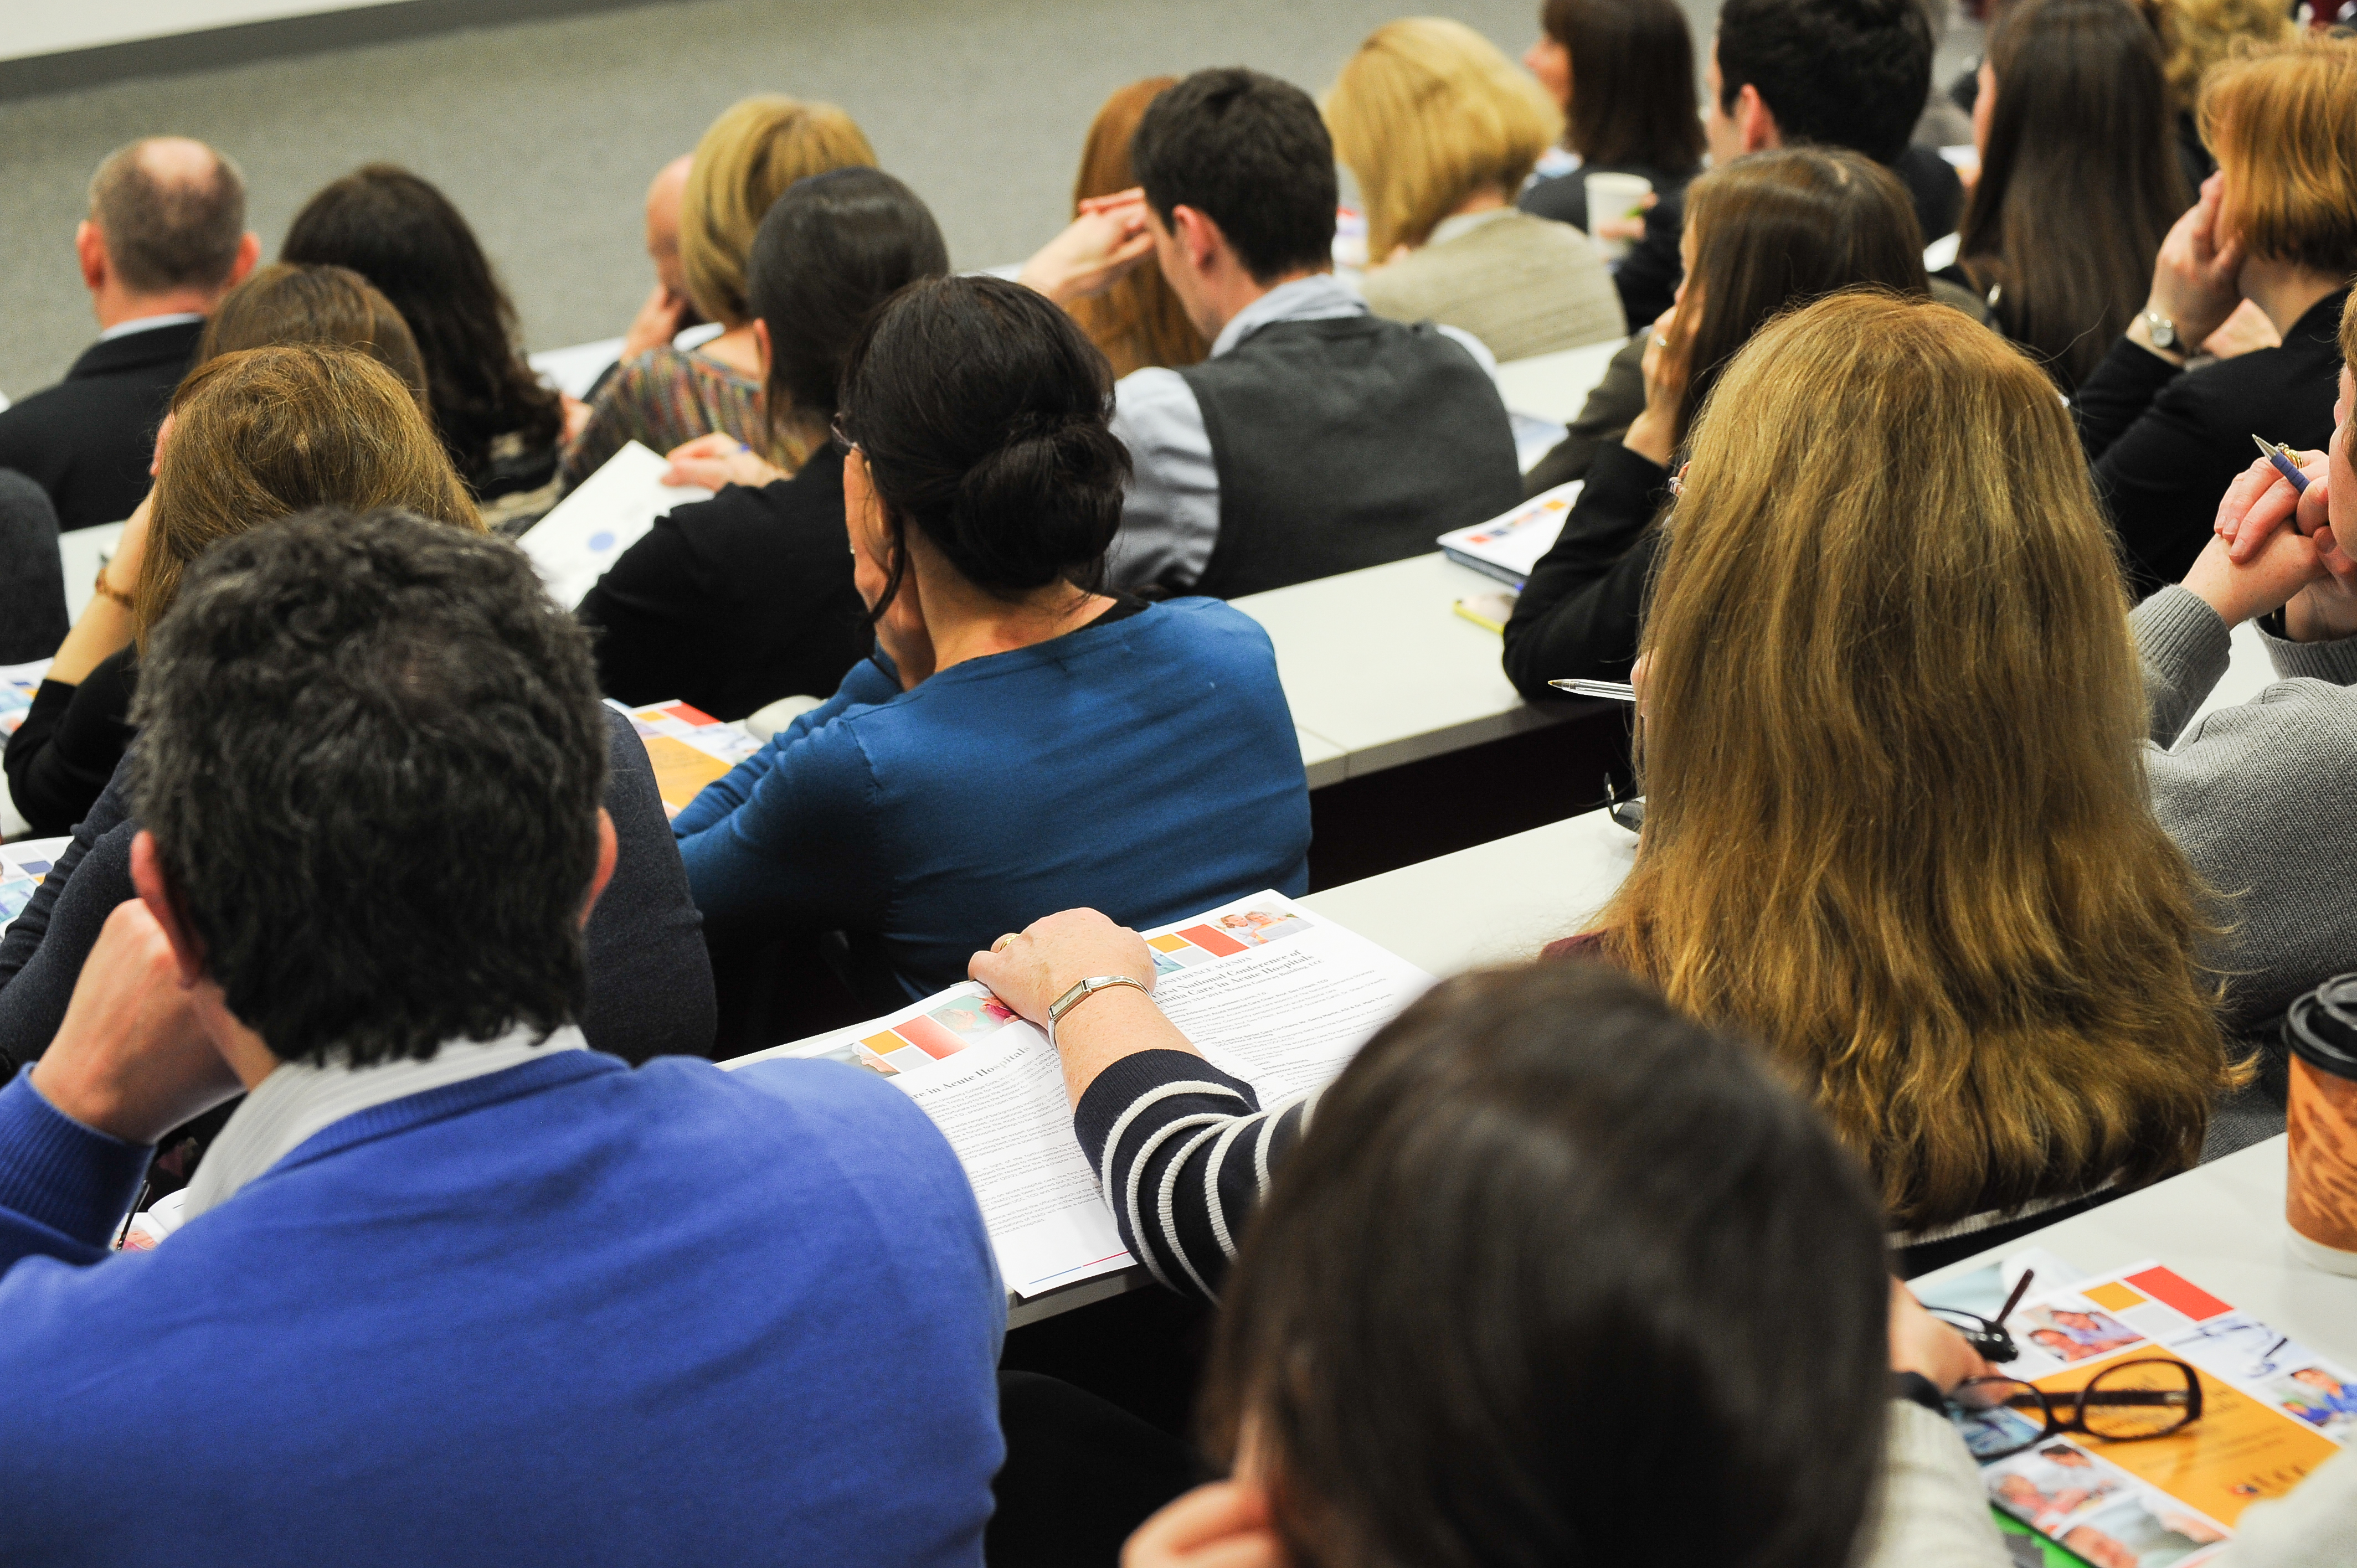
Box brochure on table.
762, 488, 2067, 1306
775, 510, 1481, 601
724, 891, 1434, 1299
520, 440, 711, 611
1, 659, 48, 739
1936, 1258, 2353, 1567
1435, 479, 1581, 590
0, 837, 70, 937
607, 698, 761, 818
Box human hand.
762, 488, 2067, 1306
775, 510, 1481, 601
1594, 189, 1658, 244
2219, 451, 2329, 562
2185, 524, 2328, 628
29, 901, 243, 1146
662, 431, 783, 491
1123, 1482, 1285, 1568
1890, 1279, 1996, 1394
109, 491, 154, 591
1019, 190, 1155, 306
970, 908, 1156, 1026
2144, 173, 2246, 356
2285, 508, 2357, 642
1624, 305, 1688, 467
622, 281, 693, 362
2201, 298, 2281, 360
561, 393, 594, 447
148, 411, 176, 477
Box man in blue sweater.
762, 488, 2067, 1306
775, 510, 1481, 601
0, 509, 1004, 1566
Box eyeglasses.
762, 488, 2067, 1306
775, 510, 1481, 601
1947, 1358, 2203, 1461
1930, 1267, 2041, 1364
830, 414, 860, 455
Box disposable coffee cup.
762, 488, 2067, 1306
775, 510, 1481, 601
1583, 172, 1654, 264
2281, 974, 2357, 1275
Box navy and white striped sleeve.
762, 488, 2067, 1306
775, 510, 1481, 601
1071, 1049, 1319, 1304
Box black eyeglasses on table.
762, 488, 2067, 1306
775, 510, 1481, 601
1947, 1358, 2203, 1460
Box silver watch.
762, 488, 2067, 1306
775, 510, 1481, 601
1047, 974, 1150, 1045
2144, 310, 2180, 352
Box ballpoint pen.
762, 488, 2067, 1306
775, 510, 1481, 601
1549, 678, 1635, 701
2253, 434, 2311, 494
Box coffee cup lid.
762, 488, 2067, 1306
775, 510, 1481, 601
2284, 973, 2357, 1079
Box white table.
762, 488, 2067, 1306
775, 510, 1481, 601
1495, 337, 1624, 426
1236, 552, 1605, 782
1919, 1137, 2357, 1364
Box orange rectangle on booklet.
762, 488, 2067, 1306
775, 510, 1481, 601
642, 735, 734, 813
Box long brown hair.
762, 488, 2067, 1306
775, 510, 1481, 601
1960, 0, 2187, 391
142, 344, 481, 642
1669, 148, 1927, 447
1541, 0, 1705, 176
1064, 79, 1207, 379
2200, 35, 2357, 277
1604, 291, 2232, 1230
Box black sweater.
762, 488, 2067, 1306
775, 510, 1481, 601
1500, 442, 1672, 702
575, 447, 870, 721
3, 647, 135, 836
2077, 289, 2349, 601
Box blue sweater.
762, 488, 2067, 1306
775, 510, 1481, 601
674, 597, 1311, 996
0, 1051, 1003, 1567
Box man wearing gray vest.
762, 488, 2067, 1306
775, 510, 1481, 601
1021, 68, 1523, 600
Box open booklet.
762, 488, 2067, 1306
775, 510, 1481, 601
1434, 479, 1581, 590
605, 698, 761, 818
0, 659, 48, 739
722, 891, 1434, 1299
519, 440, 711, 611
0, 837, 69, 938
1940, 1258, 2353, 1566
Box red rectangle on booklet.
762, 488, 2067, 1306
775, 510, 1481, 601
2124, 1265, 2232, 1321
1179, 925, 1247, 957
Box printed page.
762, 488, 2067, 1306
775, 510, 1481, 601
605, 698, 762, 817
0, 837, 69, 937
723, 894, 1432, 1301
519, 441, 711, 611
1435, 481, 1581, 579
1953, 1260, 2352, 1565
0, 659, 49, 739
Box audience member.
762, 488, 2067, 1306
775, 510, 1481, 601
4, 270, 433, 836
563, 97, 877, 488
1573, 293, 2234, 1262
0, 509, 997, 1564
578, 169, 949, 720
1064, 80, 1209, 380
282, 164, 566, 534
2077, 37, 2357, 598
2154, 0, 2293, 190
963, 937, 2004, 1565
1327, 18, 1625, 361
1518, 0, 1707, 328
1021, 68, 1521, 599
672, 275, 1310, 998
0, 138, 258, 532
1959, 0, 2188, 393
0, 473, 69, 666
604, 153, 702, 387
1504, 149, 1928, 696
0, 347, 715, 1071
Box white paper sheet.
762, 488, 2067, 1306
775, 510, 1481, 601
518, 441, 710, 611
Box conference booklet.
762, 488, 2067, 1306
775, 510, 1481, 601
1936, 1258, 2353, 1566
722, 891, 1434, 1301
519, 440, 711, 611
1434, 479, 1582, 590
0, 659, 46, 740
606, 698, 760, 818
0, 838, 67, 938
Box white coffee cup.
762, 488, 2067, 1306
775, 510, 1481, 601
1583, 172, 1654, 263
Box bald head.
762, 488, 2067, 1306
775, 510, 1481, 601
645, 154, 693, 298
87, 137, 249, 296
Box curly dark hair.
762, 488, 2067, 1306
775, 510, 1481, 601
282, 165, 562, 489
130, 508, 609, 1067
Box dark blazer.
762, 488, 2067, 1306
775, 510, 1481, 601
0, 318, 202, 531
2077, 289, 2350, 600
0, 707, 718, 1069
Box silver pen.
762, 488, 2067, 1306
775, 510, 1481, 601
1548, 678, 1636, 702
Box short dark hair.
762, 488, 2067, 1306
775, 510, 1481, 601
1545, 0, 1707, 177
747, 167, 950, 448
88, 138, 248, 295
1129, 68, 1337, 283
1203, 962, 1891, 1568
282, 165, 562, 487
838, 275, 1130, 613
130, 509, 609, 1068
1715, 0, 1933, 166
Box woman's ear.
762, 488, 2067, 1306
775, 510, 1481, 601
752, 318, 771, 383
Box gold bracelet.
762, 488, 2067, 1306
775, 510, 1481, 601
94, 569, 135, 611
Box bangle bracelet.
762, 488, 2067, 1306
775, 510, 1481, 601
1046, 974, 1151, 1047
95, 570, 134, 611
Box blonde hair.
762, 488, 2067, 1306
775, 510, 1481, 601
680, 96, 877, 328
2199, 35, 2357, 276
1325, 18, 1563, 259
143, 344, 481, 641
2157, 0, 2292, 102
1602, 291, 2232, 1231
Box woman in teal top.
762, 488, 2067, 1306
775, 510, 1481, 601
673, 276, 1310, 997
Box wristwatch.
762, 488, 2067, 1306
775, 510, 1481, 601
2143, 310, 2181, 353
1047, 974, 1151, 1046
1891, 1370, 1948, 1416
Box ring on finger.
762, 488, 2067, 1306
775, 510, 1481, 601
991, 932, 1019, 953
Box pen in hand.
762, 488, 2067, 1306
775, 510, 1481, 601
2253, 435, 2310, 494
1550, 678, 1636, 702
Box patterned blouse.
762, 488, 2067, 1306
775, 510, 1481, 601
560, 345, 777, 488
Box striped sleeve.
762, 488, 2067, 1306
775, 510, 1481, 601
1071, 1049, 1318, 1304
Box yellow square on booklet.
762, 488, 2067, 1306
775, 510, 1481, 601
2080, 1281, 2148, 1313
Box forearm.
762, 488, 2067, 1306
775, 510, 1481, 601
44, 600, 133, 688
0, 1067, 150, 1271
2130, 585, 2233, 746
1045, 983, 1198, 1108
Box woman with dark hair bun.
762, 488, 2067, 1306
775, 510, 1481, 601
671, 275, 1310, 999
579, 168, 949, 720
281, 164, 566, 534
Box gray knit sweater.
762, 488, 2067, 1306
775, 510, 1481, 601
2135, 584, 2357, 1027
